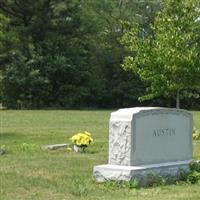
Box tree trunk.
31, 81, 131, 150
176, 90, 180, 109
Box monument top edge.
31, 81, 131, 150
110, 107, 192, 121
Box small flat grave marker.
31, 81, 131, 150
42, 143, 68, 150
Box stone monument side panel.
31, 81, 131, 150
131, 110, 193, 166
109, 121, 132, 166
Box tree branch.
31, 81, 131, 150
0, 1, 24, 19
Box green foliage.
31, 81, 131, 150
187, 171, 200, 184
122, 0, 200, 107
145, 172, 166, 187
193, 128, 200, 140
69, 177, 93, 197
1, 0, 199, 109
19, 143, 39, 153
0, 13, 9, 50
1, 0, 96, 108
103, 179, 139, 190
190, 161, 200, 172
80, 0, 162, 108
0, 0, 161, 109
0, 72, 2, 101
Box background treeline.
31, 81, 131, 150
0, 0, 199, 109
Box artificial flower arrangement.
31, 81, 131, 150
70, 131, 93, 152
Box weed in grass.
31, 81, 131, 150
19, 143, 40, 153
182, 161, 200, 184
145, 172, 166, 187
124, 179, 140, 189
69, 177, 93, 197
103, 179, 139, 190
164, 176, 178, 185
190, 161, 200, 172
187, 171, 200, 184
0, 145, 7, 155
103, 180, 121, 190
0, 144, 6, 150
179, 170, 191, 182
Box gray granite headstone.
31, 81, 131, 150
93, 107, 193, 184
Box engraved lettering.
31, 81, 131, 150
153, 128, 176, 137
153, 130, 157, 136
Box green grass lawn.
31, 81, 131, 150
0, 110, 200, 200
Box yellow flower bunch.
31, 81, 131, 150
71, 131, 93, 147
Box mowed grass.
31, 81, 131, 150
0, 110, 200, 200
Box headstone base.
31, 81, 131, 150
94, 160, 191, 185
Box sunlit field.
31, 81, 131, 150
0, 110, 200, 200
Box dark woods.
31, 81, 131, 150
0, 0, 199, 109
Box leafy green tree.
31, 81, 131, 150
0, 13, 13, 102
1, 0, 97, 108
0, 13, 6, 101
122, 0, 200, 108
0, 0, 165, 108
0, 0, 51, 107
83, 0, 161, 107
0, 13, 8, 52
